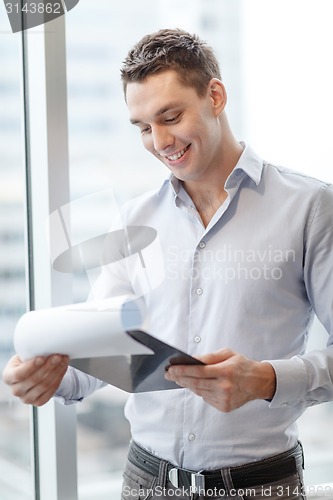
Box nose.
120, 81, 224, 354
151, 125, 174, 153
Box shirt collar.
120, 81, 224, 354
157, 175, 180, 197
231, 142, 264, 186
157, 143, 264, 197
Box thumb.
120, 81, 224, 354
196, 348, 235, 365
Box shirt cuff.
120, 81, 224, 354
53, 367, 83, 404
54, 394, 82, 406
265, 356, 308, 408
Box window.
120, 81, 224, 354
242, 1, 333, 484
0, 14, 31, 500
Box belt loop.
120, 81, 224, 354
220, 467, 233, 496
221, 467, 243, 500
157, 458, 169, 489
298, 440, 305, 470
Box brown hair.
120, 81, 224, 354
121, 28, 222, 97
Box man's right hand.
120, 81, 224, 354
2, 354, 69, 407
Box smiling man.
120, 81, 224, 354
3, 28, 333, 500
126, 69, 241, 228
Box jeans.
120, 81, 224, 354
121, 444, 307, 500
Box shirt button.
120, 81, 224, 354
188, 433, 196, 441
194, 336, 201, 343
196, 288, 203, 295
199, 241, 206, 249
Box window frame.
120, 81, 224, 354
21, 15, 78, 500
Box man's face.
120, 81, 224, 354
126, 70, 223, 185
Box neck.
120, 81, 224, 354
183, 120, 244, 226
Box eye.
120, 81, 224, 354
140, 125, 151, 135
164, 113, 181, 124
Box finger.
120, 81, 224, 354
165, 349, 232, 381
2, 355, 46, 385
175, 378, 238, 413
13, 356, 69, 406
179, 376, 218, 392
195, 348, 235, 365
11, 355, 69, 399
24, 355, 69, 393
166, 363, 213, 381
165, 368, 218, 391
22, 363, 68, 406
166, 357, 231, 380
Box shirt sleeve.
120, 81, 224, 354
54, 366, 107, 405
269, 183, 333, 408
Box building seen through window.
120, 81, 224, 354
0, 25, 31, 500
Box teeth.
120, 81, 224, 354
167, 146, 188, 161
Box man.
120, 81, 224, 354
3, 29, 333, 499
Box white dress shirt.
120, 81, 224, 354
56, 144, 333, 470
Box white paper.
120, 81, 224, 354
14, 295, 153, 360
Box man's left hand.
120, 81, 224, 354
165, 348, 276, 412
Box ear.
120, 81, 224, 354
208, 78, 227, 116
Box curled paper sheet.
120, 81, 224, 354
14, 296, 153, 361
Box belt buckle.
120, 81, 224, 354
168, 467, 205, 493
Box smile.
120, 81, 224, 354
166, 145, 190, 161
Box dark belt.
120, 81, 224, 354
128, 440, 303, 493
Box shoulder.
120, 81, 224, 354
264, 164, 333, 238
263, 162, 330, 190
262, 162, 332, 205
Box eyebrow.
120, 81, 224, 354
130, 102, 181, 125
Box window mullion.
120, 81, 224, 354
21, 14, 78, 500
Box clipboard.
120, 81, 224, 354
70, 329, 204, 393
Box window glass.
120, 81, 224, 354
65, 1, 333, 497
242, 1, 333, 485
66, 2, 243, 498
0, 12, 32, 500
